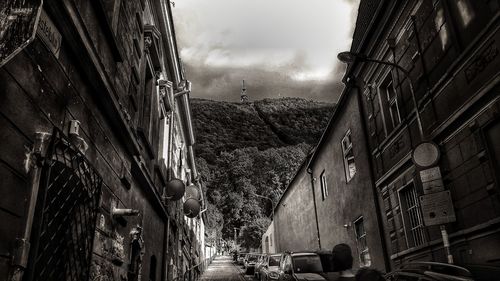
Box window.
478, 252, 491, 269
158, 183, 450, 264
456, 0, 475, 27
292, 255, 323, 273
380, 74, 401, 130
434, 4, 450, 50
398, 182, 426, 247
354, 217, 371, 267
387, 80, 401, 128
341, 130, 356, 181
320, 170, 329, 200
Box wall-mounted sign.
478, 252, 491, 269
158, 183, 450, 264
420, 190, 456, 226
36, 8, 61, 58
412, 142, 440, 168
419, 166, 445, 194
0, 0, 43, 67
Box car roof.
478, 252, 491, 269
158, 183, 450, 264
399, 262, 472, 277
290, 252, 318, 257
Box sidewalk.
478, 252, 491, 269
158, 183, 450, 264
200, 256, 248, 281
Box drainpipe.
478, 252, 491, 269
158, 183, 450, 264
162, 218, 171, 281
10, 132, 52, 281
188, 145, 206, 213
307, 167, 322, 250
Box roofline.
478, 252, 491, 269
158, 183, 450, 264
345, 0, 387, 80
306, 83, 352, 170
273, 150, 315, 215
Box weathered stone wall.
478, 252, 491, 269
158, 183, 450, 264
0, 0, 192, 280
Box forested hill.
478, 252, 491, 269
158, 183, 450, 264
191, 97, 334, 248
192, 98, 333, 164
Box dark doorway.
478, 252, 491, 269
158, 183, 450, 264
26, 130, 103, 281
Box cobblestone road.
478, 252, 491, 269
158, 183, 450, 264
200, 256, 253, 281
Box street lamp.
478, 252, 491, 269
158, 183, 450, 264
337, 51, 424, 138
251, 193, 275, 220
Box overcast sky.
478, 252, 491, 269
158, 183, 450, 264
172, 0, 360, 103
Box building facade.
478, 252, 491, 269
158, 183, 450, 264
272, 160, 319, 253
0, 1, 205, 280
306, 86, 388, 271
261, 221, 277, 254
264, 89, 388, 271
347, 0, 500, 269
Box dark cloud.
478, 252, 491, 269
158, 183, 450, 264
185, 61, 346, 103
173, 0, 360, 103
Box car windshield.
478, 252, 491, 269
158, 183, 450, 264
269, 256, 280, 266
248, 255, 259, 262
292, 255, 323, 273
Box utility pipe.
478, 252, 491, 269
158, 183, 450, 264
307, 168, 322, 250
10, 132, 52, 281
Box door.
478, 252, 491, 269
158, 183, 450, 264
25, 130, 103, 281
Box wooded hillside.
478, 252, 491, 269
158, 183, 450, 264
191, 97, 334, 248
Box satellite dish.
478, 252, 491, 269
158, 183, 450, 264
165, 178, 185, 201
185, 184, 201, 200
183, 198, 201, 218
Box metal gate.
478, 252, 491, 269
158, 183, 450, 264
26, 129, 102, 281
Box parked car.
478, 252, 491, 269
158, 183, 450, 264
244, 253, 262, 275
277, 252, 339, 281
237, 253, 248, 265
259, 253, 282, 281
255, 254, 268, 280
385, 261, 500, 281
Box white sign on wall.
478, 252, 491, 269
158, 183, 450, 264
419, 166, 445, 194
419, 190, 456, 226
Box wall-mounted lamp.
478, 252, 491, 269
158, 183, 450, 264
68, 120, 88, 153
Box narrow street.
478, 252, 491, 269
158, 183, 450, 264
201, 256, 252, 281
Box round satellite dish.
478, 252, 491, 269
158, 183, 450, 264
165, 178, 185, 201
183, 198, 201, 218
412, 142, 440, 168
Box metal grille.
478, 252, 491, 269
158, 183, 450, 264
400, 183, 426, 247
31, 129, 102, 281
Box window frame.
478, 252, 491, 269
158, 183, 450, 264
341, 130, 356, 182
386, 79, 401, 128
378, 73, 401, 132
397, 181, 427, 248
353, 216, 371, 267
320, 170, 328, 200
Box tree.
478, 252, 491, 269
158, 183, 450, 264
240, 217, 271, 250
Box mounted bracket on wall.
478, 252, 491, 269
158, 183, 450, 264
111, 201, 140, 227
173, 80, 192, 98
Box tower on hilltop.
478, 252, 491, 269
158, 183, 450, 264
240, 80, 248, 103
